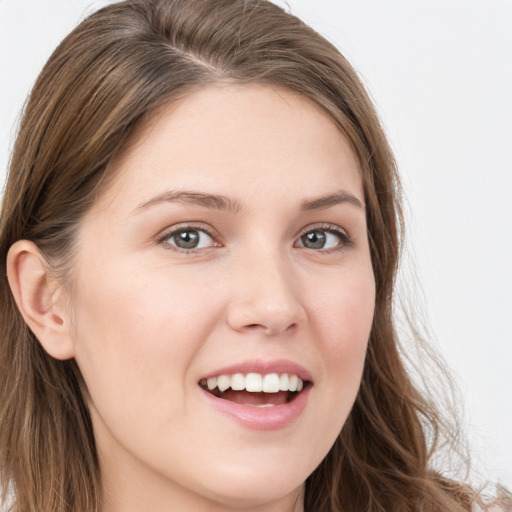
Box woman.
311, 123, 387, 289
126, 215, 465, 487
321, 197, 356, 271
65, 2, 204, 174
0, 1, 509, 511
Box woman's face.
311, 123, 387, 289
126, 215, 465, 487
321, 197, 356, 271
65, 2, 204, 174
69, 84, 375, 511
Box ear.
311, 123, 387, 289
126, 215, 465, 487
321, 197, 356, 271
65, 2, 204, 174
6, 240, 75, 360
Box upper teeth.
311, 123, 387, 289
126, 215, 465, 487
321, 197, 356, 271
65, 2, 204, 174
203, 373, 304, 393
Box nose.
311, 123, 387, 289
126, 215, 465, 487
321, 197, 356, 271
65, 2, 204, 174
226, 249, 307, 336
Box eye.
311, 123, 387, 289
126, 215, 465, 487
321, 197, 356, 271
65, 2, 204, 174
163, 227, 217, 251
296, 226, 352, 251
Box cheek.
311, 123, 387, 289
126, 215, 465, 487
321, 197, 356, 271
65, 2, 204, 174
286, 264, 374, 466
308, 265, 375, 395
70, 265, 221, 413
311, 263, 375, 339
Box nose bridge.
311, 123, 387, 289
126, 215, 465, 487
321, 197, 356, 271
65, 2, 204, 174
227, 241, 306, 335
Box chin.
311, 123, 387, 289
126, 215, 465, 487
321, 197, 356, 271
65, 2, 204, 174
195, 461, 307, 509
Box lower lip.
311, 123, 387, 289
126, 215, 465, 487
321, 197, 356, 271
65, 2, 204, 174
200, 386, 312, 431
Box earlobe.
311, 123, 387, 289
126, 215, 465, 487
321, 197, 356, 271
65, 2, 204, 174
6, 240, 75, 360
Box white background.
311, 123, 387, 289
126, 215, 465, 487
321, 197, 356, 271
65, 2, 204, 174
1, 0, 511, 489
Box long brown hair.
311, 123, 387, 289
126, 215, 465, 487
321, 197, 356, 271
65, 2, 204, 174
0, 1, 507, 511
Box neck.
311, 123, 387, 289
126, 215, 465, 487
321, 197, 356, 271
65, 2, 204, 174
101, 478, 305, 512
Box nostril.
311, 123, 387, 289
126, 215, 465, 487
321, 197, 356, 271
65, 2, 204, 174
285, 323, 298, 333
243, 322, 298, 335
227, 297, 306, 335
243, 323, 271, 331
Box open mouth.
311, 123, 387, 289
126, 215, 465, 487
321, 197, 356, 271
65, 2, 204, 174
199, 372, 311, 407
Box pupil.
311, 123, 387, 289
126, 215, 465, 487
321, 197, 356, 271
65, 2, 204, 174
302, 230, 326, 249
175, 230, 199, 249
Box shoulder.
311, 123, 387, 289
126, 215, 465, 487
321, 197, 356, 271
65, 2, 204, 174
472, 505, 512, 512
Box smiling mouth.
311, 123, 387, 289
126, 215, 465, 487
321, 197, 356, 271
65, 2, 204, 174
198, 372, 311, 407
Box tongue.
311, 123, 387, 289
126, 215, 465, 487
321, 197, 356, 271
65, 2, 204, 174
220, 390, 289, 406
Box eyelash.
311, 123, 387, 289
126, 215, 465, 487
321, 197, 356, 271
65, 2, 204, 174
158, 222, 220, 253
296, 224, 354, 253
158, 223, 353, 254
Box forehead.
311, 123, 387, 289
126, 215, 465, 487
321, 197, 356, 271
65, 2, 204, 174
94, 84, 363, 214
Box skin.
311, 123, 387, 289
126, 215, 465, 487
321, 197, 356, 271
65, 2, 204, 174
10, 84, 375, 511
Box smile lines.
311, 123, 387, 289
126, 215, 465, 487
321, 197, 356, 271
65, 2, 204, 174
199, 373, 305, 393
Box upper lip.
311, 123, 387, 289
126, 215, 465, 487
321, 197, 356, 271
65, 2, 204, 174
199, 359, 313, 383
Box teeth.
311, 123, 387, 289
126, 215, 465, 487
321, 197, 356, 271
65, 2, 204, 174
262, 373, 280, 393
288, 375, 299, 392
246, 373, 263, 392
231, 373, 245, 391
201, 372, 305, 393
217, 375, 231, 392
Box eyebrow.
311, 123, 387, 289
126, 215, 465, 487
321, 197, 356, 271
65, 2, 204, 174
136, 191, 244, 213
135, 189, 363, 214
300, 191, 363, 210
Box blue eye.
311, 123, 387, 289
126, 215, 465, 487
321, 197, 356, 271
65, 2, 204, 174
296, 227, 351, 250
166, 228, 215, 250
